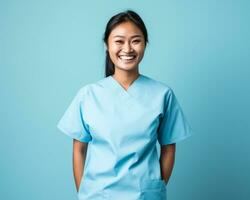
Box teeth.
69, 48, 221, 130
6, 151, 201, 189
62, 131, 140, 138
119, 55, 136, 60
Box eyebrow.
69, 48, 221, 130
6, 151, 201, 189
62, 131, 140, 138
113, 35, 142, 38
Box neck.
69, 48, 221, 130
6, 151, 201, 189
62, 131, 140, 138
112, 68, 140, 89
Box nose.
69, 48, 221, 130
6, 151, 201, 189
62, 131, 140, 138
123, 42, 133, 53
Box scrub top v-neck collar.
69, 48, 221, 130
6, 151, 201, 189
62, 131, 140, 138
108, 74, 143, 100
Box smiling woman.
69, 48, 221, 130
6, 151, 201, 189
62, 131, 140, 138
57, 10, 194, 200
106, 21, 146, 79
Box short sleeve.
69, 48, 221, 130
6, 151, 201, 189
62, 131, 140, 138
157, 88, 194, 145
57, 88, 92, 143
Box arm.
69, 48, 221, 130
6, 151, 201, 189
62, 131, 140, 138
73, 139, 88, 193
160, 143, 176, 185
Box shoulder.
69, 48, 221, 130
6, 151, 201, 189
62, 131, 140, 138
75, 76, 109, 97
141, 74, 174, 95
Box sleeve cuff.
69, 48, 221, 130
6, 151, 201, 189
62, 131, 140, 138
57, 123, 91, 143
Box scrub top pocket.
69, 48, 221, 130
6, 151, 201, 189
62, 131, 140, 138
139, 179, 167, 200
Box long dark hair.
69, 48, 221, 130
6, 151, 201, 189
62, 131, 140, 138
103, 10, 148, 77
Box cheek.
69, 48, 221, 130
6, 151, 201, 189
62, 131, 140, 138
135, 46, 145, 55
108, 45, 121, 56
133, 42, 145, 51
108, 48, 120, 63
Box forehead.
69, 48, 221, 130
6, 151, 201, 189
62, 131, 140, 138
109, 21, 143, 38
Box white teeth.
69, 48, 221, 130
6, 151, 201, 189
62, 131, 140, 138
119, 55, 136, 60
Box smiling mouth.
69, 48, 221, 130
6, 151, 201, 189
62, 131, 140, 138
118, 55, 137, 62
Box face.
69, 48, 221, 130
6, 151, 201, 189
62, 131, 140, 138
107, 21, 146, 73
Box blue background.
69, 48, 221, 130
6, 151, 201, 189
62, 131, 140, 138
1, 0, 249, 199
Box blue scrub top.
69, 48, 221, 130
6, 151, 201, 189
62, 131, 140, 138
57, 74, 194, 200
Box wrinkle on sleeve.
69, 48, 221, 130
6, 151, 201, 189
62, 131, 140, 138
57, 87, 92, 143
157, 88, 194, 145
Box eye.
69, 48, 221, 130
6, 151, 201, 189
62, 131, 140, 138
115, 40, 123, 44
132, 40, 141, 44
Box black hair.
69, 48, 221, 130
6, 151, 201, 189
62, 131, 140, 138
103, 10, 148, 77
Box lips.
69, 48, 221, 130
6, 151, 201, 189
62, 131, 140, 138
118, 55, 137, 61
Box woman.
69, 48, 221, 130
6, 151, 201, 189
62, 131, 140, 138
57, 10, 193, 200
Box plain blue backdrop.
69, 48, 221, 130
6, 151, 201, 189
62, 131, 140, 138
1, 0, 249, 199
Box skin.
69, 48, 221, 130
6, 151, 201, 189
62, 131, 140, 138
73, 21, 175, 193
73, 139, 88, 193
160, 143, 176, 184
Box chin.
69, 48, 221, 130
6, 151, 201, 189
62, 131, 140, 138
116, 65, 138, 72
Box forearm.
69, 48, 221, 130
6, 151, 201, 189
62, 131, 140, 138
159, 143, 176, 184
73, 140, 88, 192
